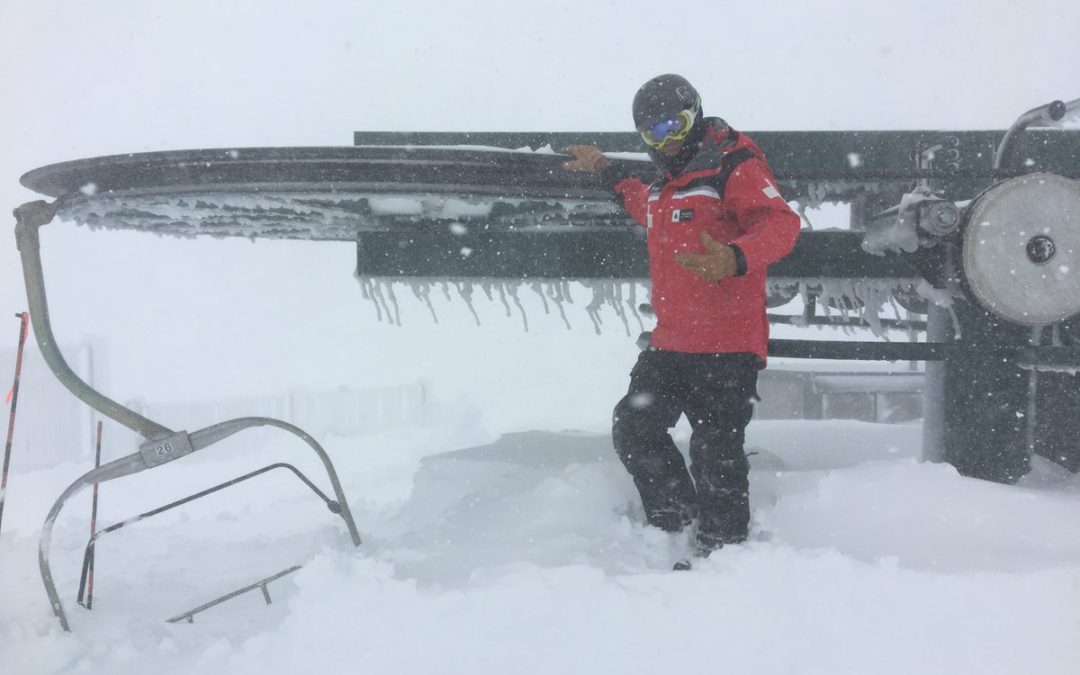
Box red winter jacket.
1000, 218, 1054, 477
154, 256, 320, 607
612, 120, 800, 362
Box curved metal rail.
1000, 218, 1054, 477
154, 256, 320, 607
994, 98, 1080, 170
15, 202, 171, 439
38, 417, 362, 631
19, 146, 624, 204
19, 142, 1080, 244
14, 202, 361, 632
20, 147, 631, 242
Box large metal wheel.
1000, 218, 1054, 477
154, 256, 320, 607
961, 173, 1080, 326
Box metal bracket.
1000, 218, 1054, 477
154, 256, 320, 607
138, 432, 195, 468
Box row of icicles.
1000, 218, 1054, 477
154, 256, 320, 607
356, 276, 937, 338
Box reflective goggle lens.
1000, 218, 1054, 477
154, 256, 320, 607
640, 109, 694, 149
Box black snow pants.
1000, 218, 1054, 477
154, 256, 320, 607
612, 347, 759, 550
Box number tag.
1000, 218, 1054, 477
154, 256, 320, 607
139, 432, 194, 468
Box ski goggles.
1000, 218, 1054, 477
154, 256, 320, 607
640, 106, 698, 150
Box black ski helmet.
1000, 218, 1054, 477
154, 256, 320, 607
632, 74, 702, 132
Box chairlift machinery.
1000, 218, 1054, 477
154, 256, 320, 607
12, 96, 1080, 630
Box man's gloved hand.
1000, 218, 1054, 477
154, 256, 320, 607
562, 145, 611, 173
675, 231, 738, 282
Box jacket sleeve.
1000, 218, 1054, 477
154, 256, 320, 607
611, 176, 651, 228
724, 159, 801, 274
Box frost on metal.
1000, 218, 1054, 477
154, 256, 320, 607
787, 179, 888, 210
768, 277, 930, 338
861, 188, 935, 256
54, 191, 626, 241
356, 276, 649, 336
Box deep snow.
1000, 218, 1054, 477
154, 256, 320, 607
3, 409, 1080, 674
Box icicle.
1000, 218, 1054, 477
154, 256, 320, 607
354, 275, 656, 334
546, 280, 563, 304
369, 279, 393, 325
546, 280, 572, 330
409, 280, 439, 323
561, 280, 575, 305
355, 276, 385, 323
785, 281, 808, 328
797, 201, 816, 229
610, 282, 631, 337
583, 281, 608, 335
854, 279, 886, 337
494, 283, 512, 318
915, 279, 954, 311
796, 277, 929, 338
529, 281, 551, 315
455, 280, 482, 326
506, 282, 528, 331
889, 289, 903, 329
385, 283, 402, 326
947, 305, 963, 341
626, 282, 645, 333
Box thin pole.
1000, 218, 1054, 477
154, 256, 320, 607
85, 420, 103, 609
0, 312, 31, 536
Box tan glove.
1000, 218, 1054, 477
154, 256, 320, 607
562, 145, 611, 173
675, 231, 738, 282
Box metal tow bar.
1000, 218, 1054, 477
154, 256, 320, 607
166, 565, 303, 625
74, 462, 342, 609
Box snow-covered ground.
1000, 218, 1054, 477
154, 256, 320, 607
3, 405, 1080, 674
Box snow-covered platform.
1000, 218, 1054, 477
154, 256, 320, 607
3, 420, 1078, 674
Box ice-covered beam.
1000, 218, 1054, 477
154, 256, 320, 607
355, 129, 1080, 200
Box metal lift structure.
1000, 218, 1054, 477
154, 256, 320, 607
12, 96, 1080, 631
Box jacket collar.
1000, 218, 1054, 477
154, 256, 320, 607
657, 118, 743, 182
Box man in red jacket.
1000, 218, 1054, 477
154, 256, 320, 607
564, 74, 800, 558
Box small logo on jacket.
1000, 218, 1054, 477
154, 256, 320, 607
672, 208, 694, 222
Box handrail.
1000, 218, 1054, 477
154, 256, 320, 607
994, 97, 1080, 169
